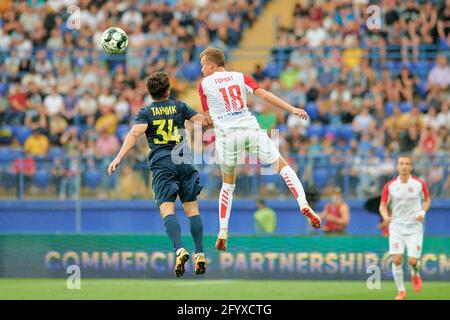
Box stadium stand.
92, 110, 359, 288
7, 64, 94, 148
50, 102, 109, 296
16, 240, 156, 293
0, 0, 449, 200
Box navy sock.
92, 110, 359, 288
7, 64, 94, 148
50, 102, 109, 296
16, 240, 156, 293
163, 214, 183, 251
189, 215, 204, 254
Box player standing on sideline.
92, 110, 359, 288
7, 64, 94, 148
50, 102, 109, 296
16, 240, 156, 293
379, 155, 431, 300
197, 48, 321, 251
108, 72, 209, 277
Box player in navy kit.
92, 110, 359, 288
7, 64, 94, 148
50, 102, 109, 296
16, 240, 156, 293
108, 72, 209, 277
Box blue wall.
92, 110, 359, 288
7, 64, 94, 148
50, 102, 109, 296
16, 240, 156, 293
0, 200, 449, 235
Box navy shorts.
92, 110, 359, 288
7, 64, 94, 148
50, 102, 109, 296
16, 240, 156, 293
150, 156, 203, 207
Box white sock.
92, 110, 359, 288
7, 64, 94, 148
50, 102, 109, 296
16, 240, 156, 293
392, 263, 405, 292
280, 166, 308, 208
219, 183, 235, 229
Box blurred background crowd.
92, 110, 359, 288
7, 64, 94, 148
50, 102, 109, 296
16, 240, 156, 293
0, 0, 449, 200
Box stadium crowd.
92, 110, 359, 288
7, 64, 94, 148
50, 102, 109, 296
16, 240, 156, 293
0, 0, 449, 200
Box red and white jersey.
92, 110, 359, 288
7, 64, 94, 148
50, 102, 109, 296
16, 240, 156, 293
198, 71, 261, 132
381, 175, 430, 225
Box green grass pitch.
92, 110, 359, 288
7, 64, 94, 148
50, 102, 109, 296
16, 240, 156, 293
0, 279, 449, 300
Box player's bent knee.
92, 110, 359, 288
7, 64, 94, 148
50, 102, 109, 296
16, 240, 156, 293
271, 156, 287, 173
159, 202, 176, 219
182, 201, 200, 217
220, 163, 236, 175
392, 255, 403, 265
408, 257, 418, 266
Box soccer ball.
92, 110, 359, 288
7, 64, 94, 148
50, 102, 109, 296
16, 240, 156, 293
101, 27, 128, 54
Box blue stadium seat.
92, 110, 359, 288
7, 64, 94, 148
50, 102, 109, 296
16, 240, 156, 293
374, 146, 385, 159
384, 102, 396, 116
304, 102, 319, 120
277, 123, 288, 133
0, 83, 7, 96
358, 141, 372, 156
417, 80, 428, 98
179, 62, 201, 82
84, 170, 101, 190
418, 101, 429, 112
264, 62, 283, 79
324, 124, 338, 137
337, 124, 355, 141
48, 147, 65, 160
12, 126, 32, 145
313, 168, 330, 189
34, 169, 50, 189
116, 125, 130, 141
0, 147, 22, 162
306, 124, 324, 138
400, 101, 412, 113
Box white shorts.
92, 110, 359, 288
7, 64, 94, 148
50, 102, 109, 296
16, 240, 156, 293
214, 128, 280, 167
389, 223, 423, 259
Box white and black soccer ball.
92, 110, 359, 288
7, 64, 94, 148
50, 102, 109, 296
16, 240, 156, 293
101, 27, 128, 54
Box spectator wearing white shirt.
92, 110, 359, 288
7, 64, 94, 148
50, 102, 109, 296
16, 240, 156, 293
352, 107, 375, 134
75, 91, 98, 126
44, 86, 65, 117
34, 50, 53, 76
305, 20, 328, 49
437, 101, 450, 129
121, 5, 143, 29
423, 107, 441, 131
426, 54, 450, 102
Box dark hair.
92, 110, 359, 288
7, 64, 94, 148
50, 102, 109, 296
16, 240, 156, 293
257, 199, 266, 206
199, 47, 226, 67
145, 72, 170, 99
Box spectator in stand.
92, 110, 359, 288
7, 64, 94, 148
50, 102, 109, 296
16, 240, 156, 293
426, 54, 450, 103
320, 188, 350, 235
44, 85, 65, 118
352, 106, 375, 135
23, 128, 49, 157
437, 0, 450, 47
256, 102, 278, 131
437, 101, 450, 129
6, 84, 28, 124
254, 199, 277, 234
75, 90, 98, 127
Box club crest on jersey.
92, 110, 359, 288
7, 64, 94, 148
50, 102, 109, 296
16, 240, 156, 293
408, 187, 414, 193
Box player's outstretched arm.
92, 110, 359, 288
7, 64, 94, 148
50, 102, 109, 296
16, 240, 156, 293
254, 88, 308, 120
107, 123, 148, 176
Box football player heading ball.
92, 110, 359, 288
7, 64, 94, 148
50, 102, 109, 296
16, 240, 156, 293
197, 47, 322, 251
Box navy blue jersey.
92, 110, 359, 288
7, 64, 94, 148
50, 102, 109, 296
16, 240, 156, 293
134, 99, 197, 166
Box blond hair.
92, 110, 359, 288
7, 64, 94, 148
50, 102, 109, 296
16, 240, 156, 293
199, 47, 226, 67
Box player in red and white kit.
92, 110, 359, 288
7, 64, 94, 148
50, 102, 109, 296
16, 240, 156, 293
379, 155, 431, 300
197, 48, 321, 251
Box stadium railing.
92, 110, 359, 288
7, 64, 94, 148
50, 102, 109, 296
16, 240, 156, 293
0, 151, 448, 200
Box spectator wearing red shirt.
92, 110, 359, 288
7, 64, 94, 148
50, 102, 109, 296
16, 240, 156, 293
6, 84, 27, 124
320, 188, 351, 235
419, 126, 438, 155
12, 153, 36, 197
